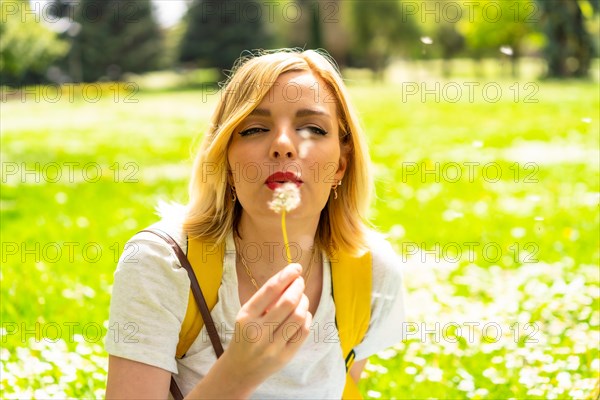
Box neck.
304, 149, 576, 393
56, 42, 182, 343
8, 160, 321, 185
235, 211, 319, 270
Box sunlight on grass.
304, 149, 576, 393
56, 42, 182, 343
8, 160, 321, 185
1, 74, 598, 398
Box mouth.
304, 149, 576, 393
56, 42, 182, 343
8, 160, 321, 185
265, 171, 303, 190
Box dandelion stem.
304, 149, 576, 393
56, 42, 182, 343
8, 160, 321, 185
281, 210, 292, 263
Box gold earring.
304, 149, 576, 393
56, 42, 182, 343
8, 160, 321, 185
231, 186, 237, 202
332, 180, 342, 200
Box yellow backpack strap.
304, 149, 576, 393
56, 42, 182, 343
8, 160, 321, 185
175, 236, 224, 358
331, 249, 372, 400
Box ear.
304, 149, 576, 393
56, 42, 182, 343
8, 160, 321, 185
335, 145, 349, 181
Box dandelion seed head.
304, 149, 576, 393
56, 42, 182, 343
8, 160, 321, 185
268, 182, 301, 213
500, 46, 514, 56
424, 366, 443, 382
299, 139, 314, 159
457, 379, 475, 392
299, 130, 311, 140
405, 366, 417, 375
55, 192, 68, 204
511, 227, 526, 238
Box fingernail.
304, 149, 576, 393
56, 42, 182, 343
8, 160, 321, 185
292, 276, 304, 289
291, 263, 302, 274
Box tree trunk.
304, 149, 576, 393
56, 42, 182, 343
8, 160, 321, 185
539, 0, 593, 79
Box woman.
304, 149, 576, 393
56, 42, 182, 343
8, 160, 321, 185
105, 49, 405, 399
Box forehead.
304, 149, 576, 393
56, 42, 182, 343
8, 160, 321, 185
257, 71, 337, 112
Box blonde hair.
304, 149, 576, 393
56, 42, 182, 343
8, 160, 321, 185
184, 49, 372, 256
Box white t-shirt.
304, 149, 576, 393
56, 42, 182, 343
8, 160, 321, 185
105, 219, 406, 399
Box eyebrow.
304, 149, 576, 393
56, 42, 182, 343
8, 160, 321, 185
296, 108, 330, 118
248, 108, 330, 118
248, 108, 271, 117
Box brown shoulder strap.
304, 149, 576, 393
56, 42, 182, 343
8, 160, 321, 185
138, 229, 224, 400
169, 378, 184, 400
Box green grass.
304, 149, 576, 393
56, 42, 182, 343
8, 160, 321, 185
1, 74, 598, 398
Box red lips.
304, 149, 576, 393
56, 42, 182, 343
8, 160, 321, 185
265, 171, 303, 190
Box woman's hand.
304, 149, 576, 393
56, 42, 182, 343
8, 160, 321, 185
107, 264, 311, 400
186, 263, 312, 399
227, 263, 312, 383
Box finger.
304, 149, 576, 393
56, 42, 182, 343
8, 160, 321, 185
268, 293, 309, 348
273, 293, 309, 338
284, 310, 312, 350
259, 276, 305, 325
282, 291, 308, 319
243, 263, 302, 317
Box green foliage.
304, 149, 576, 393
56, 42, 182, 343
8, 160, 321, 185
0, 0, 69, 86
348, 0, 420, 75
435, 23, 466, 60
160, 20, 188, 71
353, 77, 599, 398
178, 0, 272, 75
1, 69, 598, 397
458, 0, 538, 58
57, 0, 164, 82
537, 0, 597, 78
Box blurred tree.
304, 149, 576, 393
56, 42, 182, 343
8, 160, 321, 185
348, 0, 420, 80
435, 23, 465, 78
271, 0, 347, 65
459, 0, 537, 78
0, 0, 69, 86
286, 0, 324, 50
161, 20, 188, 70
537, 0, 597, 78
50, 0, 163, 82
47, 0, 73, 18
282, 0, 324, 49
179, 0, 272, 78
320, 0, 351, 67
308, 0, 324, 49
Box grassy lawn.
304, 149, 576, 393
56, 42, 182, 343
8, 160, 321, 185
1, 73, 598, 398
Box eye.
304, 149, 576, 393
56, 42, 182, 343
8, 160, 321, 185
239, 127, 268, 137
299, 126, 328, 136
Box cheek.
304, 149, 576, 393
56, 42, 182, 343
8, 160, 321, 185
228, 151, 266, 195
227, 147, 246, 187
308, 147, 341, 185
228, 142, 250, 167
314, 162, 339, 186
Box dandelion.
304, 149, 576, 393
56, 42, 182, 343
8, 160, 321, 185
268, 182, 301, 263
376, 348, 397, 360
457, 379, 474, 392
510, 227, 526, 238
556, 371, 572, 390
55, 192, 68, 204
423, 366, 443, 382
298, 130, 315, 159
500, 46, 514, 56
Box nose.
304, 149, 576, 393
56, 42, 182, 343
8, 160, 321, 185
269, 128, 297, 159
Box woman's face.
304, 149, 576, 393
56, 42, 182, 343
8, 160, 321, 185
227, 70, 347, 222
